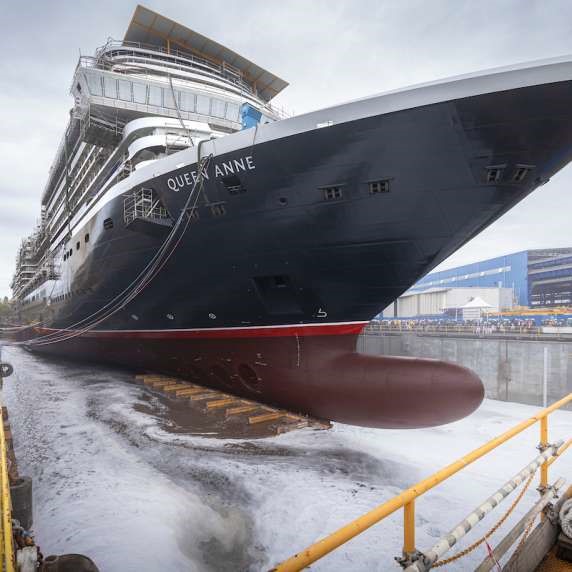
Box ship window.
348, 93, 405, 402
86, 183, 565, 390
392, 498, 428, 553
148, 85, 162, 107
132, 82, 147, 104
322, 186, 343, 201
76, 242, 80, 250
103, 76, 117, 99
118, 79, 132, 102
103, 218, 114, 230
369, 180, 390, 194
85, 72, 103, 96
211, 99, 226, 119
221, 175, 245, 195
226, 102, 239, 122
69, 249, 73, 257
85, 233, 89, 243
179, 92, 195, 112
164, 89, 178, 109
196, 95, 210, 115
512, 164, 534, 182
210, 204, 226, 217
485, 165, 505, 183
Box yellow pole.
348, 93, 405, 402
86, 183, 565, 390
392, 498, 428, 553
273, 393, 572, 572
403, 501, 415, 554
0, 409, 14, 572
540, 416, 549, 489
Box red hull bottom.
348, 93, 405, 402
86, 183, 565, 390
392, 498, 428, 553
24, 325, 484, 429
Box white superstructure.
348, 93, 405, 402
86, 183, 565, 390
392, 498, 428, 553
12, 5, 288, 302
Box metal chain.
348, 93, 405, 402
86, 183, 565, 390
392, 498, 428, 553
432, 471, 536, 567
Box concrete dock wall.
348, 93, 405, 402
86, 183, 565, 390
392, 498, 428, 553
358, 333, 571, 407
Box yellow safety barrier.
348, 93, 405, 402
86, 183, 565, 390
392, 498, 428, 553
272, 393, 572, 571
0, 408, 14, 572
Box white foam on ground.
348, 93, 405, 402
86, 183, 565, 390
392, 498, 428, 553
1, 346, 570, 571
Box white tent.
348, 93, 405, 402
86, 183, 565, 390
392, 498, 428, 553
461, 296, 493, 321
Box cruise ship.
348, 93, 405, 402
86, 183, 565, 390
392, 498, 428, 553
12, 6, 572, 428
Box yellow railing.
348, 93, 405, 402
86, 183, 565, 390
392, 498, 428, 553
273, 393, 572, 571
0, 407, 14, 572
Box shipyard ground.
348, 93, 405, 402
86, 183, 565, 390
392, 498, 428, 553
2, 345, 571, 571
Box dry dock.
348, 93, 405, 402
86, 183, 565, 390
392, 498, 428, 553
0, 345, 571, 570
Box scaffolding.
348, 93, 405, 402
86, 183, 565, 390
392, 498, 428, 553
123, 188, 171, 227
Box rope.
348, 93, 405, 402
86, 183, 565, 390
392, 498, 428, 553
11, 150, 213, 348
432, 471, 535, 567
515, 510, 537, 553
168, 74, 193, 146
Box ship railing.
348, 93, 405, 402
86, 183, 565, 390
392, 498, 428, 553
86, 40, 258, 97
76, 53, 258, 104
271, 394, 572, 571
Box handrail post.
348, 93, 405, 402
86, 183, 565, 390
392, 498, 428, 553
539, 415, 549, 523
539, 416, 549, 489
403, 500, 416, 555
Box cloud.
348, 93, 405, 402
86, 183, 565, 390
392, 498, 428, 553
2, 0, 572, 297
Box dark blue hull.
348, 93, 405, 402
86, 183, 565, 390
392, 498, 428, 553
18, 80, 572, 427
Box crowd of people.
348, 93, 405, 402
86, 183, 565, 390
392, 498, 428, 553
366, 316, 572, 336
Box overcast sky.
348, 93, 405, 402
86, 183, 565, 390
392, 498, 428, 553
1, 0, 572, 297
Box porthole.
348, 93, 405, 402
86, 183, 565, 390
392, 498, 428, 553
368, 179, 390, 194
85, 233, 90, 243
221, 174, 246, 195
485, 165, 506, 184
512, 164, 534, 183
210, 204, 226, 217
166, 313, 174, 320
185, 207, 200, 221
130, 314, 139, 320
278, 197, 288, 206
76, 242, 80, 250
322, 186, 343, 201
103, 218, 114, 230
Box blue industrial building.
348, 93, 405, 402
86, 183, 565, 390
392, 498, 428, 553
409, 248, 572, 308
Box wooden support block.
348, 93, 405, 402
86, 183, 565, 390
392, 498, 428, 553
149, 380, 177, 388
206, 398, 238, 409
248, 412, 286, 425
175, 387, 205, 397
145, 376, 180, 384
162, 384, 189, 393
189, 392, 219, 401
226, 404, 259, 416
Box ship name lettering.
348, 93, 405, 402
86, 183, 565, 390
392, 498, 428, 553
167, 155, 255, 192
